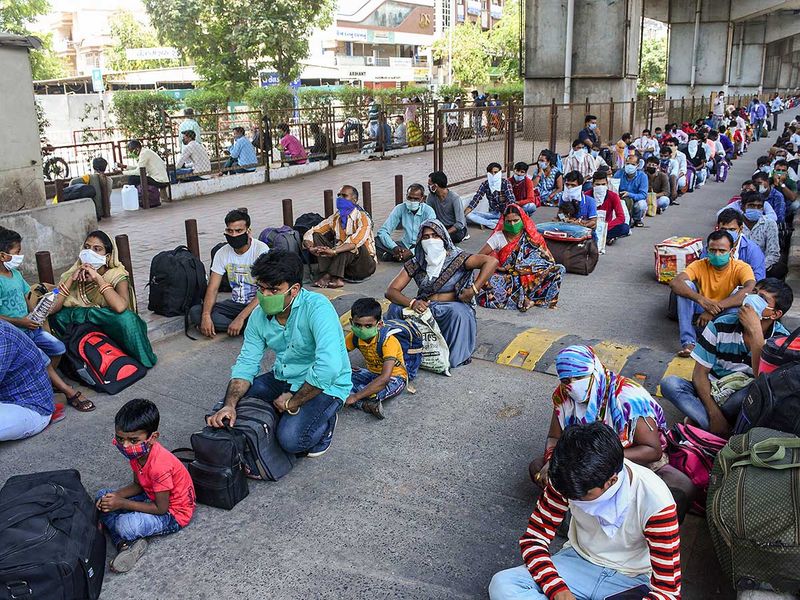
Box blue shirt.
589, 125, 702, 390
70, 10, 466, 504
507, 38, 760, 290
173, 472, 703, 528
700, 235, 766, 281
0, 320, 54, 416
613, 169, 649, 202
229, 136, 258, 170
0, 269, 31, 320
377, 202, 436, 250
763, 187, 786, 223
231, 288, 351, 402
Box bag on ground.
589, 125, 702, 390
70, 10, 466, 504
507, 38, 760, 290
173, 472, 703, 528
293, 213, 324, 238
258, 226, 302, 255
665, 423, 727, 514
174, 445, 248, 511
137, 184, 161, 208
654, 236, 703, 284
147, 245, 207, 318
538, 223, 598, 276
0, 469, 106, 600
646, 192, 658, 217
735, 362, 800, 435
209, 242, 232, 293
354, 318, 424, 380
59, 324, 147, 394
400, 307, 451, 376
715, 160, 729, 182
61, 183, 96, 202
758, 326, 800, 374
707, 427, 800, 593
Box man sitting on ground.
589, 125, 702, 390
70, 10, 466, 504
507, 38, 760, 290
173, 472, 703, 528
671, 230, 756, 357
740, 191, 784, 279
657, 145, 680, 204
376, 184, 436, 262
303, 185, 377, 288
207, 251, 350, 457
465, 162, 516, 229
614, 153, 648, 227
578, 114, 600, 150
427, 171, 467, 243
123, 140, 170, 189
661, 278, 792, 436
586, 170, 628, 245
174, 130, 211, 180
713, 208, 766, 281
189, 209, 268, 338
224, 126, 258, 174
752, 171, 786, 223
489, 422, 681, 600
722, 180, 778, 221
178, 108, 202, 143
563, 139, 596, 181
644, 155, 670, 214
664, 137, 688, 194
393, 115, 407, 148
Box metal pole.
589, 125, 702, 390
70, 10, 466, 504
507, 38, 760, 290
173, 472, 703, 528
185, 219, 200, 258
394, 174, 404, 205
35, 251, 55, 284
324, 189, 334, 217
114, 234, 135, 295
362, 181, 373, 215
139, 166, 150, 209
628, 98, 635, 136
282, 198, 294, 227
54, 178, 66, 203
549, 98, 557, 151
609, 98, 615, 142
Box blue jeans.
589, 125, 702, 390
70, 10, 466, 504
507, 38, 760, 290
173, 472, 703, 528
0, 403, 51, 441
467, 210, 500, 229
248, 370, 341, 454
659, 375, 749, 430
631, 199, 647, 222
656, 195, 670, 211
753, 119, 764, 141
489, 547, 651, 600
607, 223, 630, 241
24, 328, 65, 357
520, 203, 537, 215
350, 367, 406, 409
95, 489, 181, 547
676, 281, 737, 347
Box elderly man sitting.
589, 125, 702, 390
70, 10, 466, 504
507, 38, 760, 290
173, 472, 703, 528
375, 183, 436, 262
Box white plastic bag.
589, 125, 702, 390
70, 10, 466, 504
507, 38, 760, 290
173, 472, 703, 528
401, 307, 451, 376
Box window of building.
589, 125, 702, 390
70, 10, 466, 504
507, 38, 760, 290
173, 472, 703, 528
362, 1, 414, 28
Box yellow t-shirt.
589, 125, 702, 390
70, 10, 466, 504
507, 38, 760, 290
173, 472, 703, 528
683, 257, 755, 302
346, 331, 407, 380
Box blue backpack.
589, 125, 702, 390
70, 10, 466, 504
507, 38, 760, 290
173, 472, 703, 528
355, 319, 423, 380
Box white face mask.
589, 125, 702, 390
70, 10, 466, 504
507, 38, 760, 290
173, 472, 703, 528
421, 237, 447, 279
79, 249, 107, 269
688, 140, 699, 154
405, 200, 421, 213
573, 148, 585, 158
571, 467, 631, 538
759, 184, 769, 194
563, 186, 581, 201
2, 254, 24, 270
487, 171, 502, 192
593, 185, 607, 205
566, 377, 592, 403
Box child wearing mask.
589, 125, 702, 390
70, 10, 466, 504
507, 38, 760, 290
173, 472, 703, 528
508, 161, 538, 215
96, 399, 195, 573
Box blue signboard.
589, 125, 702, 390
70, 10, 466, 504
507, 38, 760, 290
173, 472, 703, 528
260, 72, 301, 88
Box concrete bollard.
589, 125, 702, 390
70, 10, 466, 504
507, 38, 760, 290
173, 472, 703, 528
139, 166, 150, 209
185, 219, 200, 259
282, 198, 294, 227
114, 234, 135, 293
35, 251, 55, 284
55, 179, 66, 204
394, 174, 404, 205
362, 181, 372, 215
324, 189, 334, 217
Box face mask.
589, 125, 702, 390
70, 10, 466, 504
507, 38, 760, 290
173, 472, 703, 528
645, 166, 656, 174
225, 232, 249, 250
503, 220, 524, 235
421, 237, 447, 279
660, 158, 671, 166
588, 123, 597, 130
566, 376, 592, 403
257, 288, 295, 316
2, 254, 24, 270
593, 185, 607, 204
487, 172, 502, 192
337, 196, 356, 213
405, 200, 421, 213
538, 161, 548, 170
591, 150, 598, 158
513, 173, 525, 182
563, 186, 581, 201
722, 229, 739, 244
744, 208, 763, 221
428, 185, 437, 193
571, 467, 631, 538
688, 140, 698, 153
79, 249, 107, 269
708, 251, 730, 268
742, 293, 770, 318
760, 166, 771, 173
351, 323, 378, 340
759, 184, 769, 193
113, 437, 151, 461
573, 148, 585, 158
623, 164, 637, 175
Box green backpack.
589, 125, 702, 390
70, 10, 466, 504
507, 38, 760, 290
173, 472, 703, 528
707, 427, 800, 593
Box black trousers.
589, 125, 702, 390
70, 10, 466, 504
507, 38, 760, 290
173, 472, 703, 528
127, 175, 169, 189
188, 299, 248, 330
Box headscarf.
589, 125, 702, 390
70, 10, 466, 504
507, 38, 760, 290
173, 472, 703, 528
491, 205, 552, 267
552, 345, 667, 447
405, 219, 471, 299
59, 233, 136, 311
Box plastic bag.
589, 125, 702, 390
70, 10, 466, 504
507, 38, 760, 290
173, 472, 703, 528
401, 307, 451, 376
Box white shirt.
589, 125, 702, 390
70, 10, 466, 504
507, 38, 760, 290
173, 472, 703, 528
713, 96, 726, 117
672, 151, 687, 176
124, 147, 169, 184
175, 140, 211, 173
790, 133, 800, 148
210, 239, 270, 304
633, 136, 659, 155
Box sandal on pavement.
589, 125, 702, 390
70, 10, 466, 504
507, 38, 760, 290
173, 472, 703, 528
67, 392, 95, 412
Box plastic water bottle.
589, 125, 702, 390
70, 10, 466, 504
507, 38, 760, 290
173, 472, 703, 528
27, 288, 59, 325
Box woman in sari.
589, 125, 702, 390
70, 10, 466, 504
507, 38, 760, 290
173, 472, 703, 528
476, 205, 565, 312
385, 220, 498, 368
50, 230, 157, 368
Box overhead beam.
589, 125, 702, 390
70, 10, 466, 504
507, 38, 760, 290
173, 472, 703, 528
730, 0, 800, 22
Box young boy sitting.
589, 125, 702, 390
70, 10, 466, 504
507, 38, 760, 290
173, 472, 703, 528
0, 226, 91, 413
96, 398, 195, 573
345, 297, 407, 420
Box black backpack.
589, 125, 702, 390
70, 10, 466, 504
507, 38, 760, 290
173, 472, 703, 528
59, 324, 147, 395
735, 363, 800, 435
0, 469, 106, 600
293, 212, 324, 238
147, 245, 207, 319
258, 226, 302, 255
61, 183, 96, 202
209, 242, 232, 293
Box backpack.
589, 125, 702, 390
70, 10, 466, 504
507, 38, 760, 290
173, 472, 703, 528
0, 469, 106, 600
258, 225, 301, 255
147, 245, 207, 320
665, 423, 727, 514
707, 428, 800, 593
353, 319, 424, 380
137, 184, 161, 208
715, 159, 729, 182
208, 398, 296, 481
59, 324, 147, 395
293, 212, 324, 238
758, 326, 800, 374
177, 432, 249, 510
210, 242, 232, 293
61, 183, 96, 202
735, 362, 800, 436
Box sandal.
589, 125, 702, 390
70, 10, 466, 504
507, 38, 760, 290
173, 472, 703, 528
67, 391, 95, 412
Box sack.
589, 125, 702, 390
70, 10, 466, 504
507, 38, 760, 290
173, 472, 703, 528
707, 428, 800, 592
539, 223, 598, 275
646, 192, 658, 217
209, 242, 232, 293
735, 363, 800, 436
715, 159, 729, 182
60, 324, 146, 394
258, 226, 301, 255
147, 245, 207, 318
595, 209, 608, 254
61, 183, 96, 202
759, 327, 800, 374
354, 319, 423, 380
0, 469, 106, 600
400, 307, 451, 376
174, 448, 249, 511
665, 423, 727, 514
208, 398, 296, 481
654, 236, 703, 283
293, 212, 324, 238
137, 184, 161, 208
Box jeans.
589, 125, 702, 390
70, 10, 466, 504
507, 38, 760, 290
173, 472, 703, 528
95, 489, 181, 547
695, 168, 707, 186
24, 328, 65, 357
0, 403, 51, 441
631, 199, 647, 222
488, 547, 651, 600
349, 367, 406, 409
659, 375, 750, 430
676, 280, 737, 347
753, 119, 765, 141
519, 203, 537, 216
607, 223, 630, 241
248, 370, 341, 454
656, 195, 670, 211
467, 210, 501, 229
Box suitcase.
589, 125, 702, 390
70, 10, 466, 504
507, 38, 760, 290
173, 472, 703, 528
538, 223, 598, 276
654, 236, 703, 284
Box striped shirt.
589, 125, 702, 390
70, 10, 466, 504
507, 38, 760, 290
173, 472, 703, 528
303, 209, 376, 259
692, 313, 788, 380
520, 460, 681, 600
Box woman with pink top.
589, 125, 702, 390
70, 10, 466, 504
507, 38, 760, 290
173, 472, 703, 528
277, 123, 308, 165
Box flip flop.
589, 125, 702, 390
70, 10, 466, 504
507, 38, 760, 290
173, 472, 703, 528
312, 281, 329, 288
67, 391, 95, 412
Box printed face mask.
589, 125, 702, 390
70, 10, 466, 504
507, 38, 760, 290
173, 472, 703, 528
113, 437, 151, 460
2, 254, 24, 270
79, 249, 107, 269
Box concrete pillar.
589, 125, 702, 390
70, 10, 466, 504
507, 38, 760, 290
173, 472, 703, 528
523, 0, 641, 105
726, 20, 768, 96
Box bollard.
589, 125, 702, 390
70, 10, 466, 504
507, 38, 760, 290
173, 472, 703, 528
185, 219, 200, 259
362, 181, 372, 215
394, 174, 404, 205
139, 166, 150, 209
323, 189, 334, 217
35, 251, 55, 284
114, 234, 135, 293
54, 179, 66, 203
282, 198, 294, 227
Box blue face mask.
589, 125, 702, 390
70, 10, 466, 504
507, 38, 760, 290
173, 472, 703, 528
722, 229, 739, 244
513, 173, 526, 182
744, 208, 763, 221
624, 164, 637, 175
742, 293, 770, 318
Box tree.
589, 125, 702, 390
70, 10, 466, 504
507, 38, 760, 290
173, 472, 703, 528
0, 0, 67, 80
106, 11, 182, 72
486, 0, 522, 81
432, 22, 491, 87
29, 33, 67, 80
639, 36, 668, 94
142, 0, 334, 99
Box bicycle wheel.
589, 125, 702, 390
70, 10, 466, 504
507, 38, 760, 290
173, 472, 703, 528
44, 157, 70, 181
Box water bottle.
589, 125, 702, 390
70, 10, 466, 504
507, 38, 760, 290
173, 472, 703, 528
27, 288, 59, 325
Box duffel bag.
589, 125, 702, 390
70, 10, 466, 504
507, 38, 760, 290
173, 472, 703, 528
538, 223, 598, 275
758, 326, 800, 374
707, 428, 800, 593
174, 448, 248, 511
665, 423, 726, 514
0, 469, 106, 600
735, 362, 800, 436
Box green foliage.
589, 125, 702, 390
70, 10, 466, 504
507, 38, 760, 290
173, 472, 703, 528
106, 11, 182, 72
432, 22, 490, 87
29, 33, 67, 80
437, 84, 468, 101
34, 98, 49, 139
485, 82, 523, 103
183, 89, 230, 131
297, 88, 336, 109
112, 91, 180, 142
0, 0, 67, 80
243, 86, 295, 123
335, 86, 371, 108
639, 37, 668, 94
485, 0, 522, 81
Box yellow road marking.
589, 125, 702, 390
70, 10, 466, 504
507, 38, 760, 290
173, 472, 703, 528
656, 356, 695, 397
497, 328, 566, 371
593, 341, 640, 375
